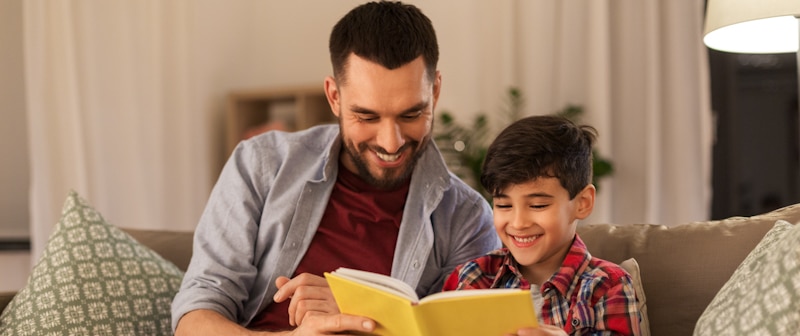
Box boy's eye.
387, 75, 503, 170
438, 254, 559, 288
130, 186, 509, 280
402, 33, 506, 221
493, 203, 511, 209
531, 204, 548, 209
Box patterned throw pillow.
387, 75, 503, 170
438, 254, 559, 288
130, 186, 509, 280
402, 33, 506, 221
694, 220, 800, 335
0, 191, 184, 336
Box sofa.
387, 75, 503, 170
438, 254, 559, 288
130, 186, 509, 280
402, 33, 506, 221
1, 196, 799, 336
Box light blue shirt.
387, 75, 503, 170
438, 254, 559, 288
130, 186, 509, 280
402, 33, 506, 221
171, 124, 499, 330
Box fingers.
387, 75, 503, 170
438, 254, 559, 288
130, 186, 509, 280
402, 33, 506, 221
517, 325, 568, 336
292, 312, 374, 335
273, 273, 339, 326
275, 276, 291, 290
289, 288, 339, 326
273, 273, 328, 302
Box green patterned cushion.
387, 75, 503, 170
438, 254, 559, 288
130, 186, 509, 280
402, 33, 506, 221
0, 191, 184, 336
694, 220, 800, 335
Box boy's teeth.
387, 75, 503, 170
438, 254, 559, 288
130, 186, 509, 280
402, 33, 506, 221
377, 152, 400, 162
513, 235, 539, 243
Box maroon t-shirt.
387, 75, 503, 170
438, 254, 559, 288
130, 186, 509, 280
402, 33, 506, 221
248, 163, 409, 331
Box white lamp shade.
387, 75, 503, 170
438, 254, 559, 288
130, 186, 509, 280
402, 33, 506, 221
704, 0, 800, 53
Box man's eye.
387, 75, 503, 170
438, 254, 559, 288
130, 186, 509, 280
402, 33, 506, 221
357, 115, 378, 122
401, 113, 421, 120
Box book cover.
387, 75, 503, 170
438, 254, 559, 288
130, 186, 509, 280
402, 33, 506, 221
325, 267, 538, 336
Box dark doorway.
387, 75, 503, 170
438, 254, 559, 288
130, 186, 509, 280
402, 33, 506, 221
708, 50, 799, 219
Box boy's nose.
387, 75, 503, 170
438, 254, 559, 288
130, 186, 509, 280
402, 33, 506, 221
509, 211, 532, 229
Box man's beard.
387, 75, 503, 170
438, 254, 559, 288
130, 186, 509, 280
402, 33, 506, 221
342, 136, 428, 190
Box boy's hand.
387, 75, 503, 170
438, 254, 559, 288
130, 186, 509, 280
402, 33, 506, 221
273, 273, 341, 326
508, 325, 567, 336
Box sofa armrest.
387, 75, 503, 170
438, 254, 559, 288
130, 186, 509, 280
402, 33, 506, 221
0, 291, 15, 315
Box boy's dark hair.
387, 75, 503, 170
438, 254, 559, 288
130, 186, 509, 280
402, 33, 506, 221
480, 115, 598, 199
329, 1, 439, 84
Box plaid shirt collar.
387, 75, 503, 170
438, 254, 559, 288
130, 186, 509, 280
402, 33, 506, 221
492, 234, 591, 296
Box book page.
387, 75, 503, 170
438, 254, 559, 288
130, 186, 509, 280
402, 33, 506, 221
331, 267, 419, 302
419, 288, 522, 303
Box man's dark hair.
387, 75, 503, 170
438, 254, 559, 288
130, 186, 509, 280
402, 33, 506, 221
480, 115, 598, 199
329, 1, 439, 84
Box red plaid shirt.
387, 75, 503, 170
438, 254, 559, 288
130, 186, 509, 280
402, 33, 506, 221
442, 234, 641, 335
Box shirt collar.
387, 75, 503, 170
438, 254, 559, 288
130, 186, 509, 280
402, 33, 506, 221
543, 234, 591, 297
493, 234, 591, 296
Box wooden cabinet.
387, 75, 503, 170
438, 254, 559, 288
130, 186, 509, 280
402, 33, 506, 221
225, 85, 335, 156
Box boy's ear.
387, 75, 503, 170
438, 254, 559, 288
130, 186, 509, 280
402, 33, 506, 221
574, 184, 596, 220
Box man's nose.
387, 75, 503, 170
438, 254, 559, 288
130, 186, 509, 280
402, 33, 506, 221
376, 121, 404, 154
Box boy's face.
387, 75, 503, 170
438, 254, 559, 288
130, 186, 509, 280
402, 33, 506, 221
325, 54, 441, 189
492, 177, 595, 284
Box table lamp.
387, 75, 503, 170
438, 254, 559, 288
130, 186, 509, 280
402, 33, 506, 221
703, 0, 800, 54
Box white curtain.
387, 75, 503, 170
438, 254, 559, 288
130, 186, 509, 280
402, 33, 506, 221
24, 0, 712, 262
23, 0, 261, 262
432, 0, 712, 226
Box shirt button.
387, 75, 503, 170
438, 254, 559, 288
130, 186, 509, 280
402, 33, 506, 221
412, 260, 419, 269
571, 319, 580, 327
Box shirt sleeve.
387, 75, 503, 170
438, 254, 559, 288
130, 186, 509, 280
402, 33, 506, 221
441, 265, 463, 291
586, 274, 642, 336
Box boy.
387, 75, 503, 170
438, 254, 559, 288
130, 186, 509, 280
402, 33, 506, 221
442, 115, 641, 335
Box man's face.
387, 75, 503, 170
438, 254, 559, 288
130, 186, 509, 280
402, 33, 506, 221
324, 54, 441, 189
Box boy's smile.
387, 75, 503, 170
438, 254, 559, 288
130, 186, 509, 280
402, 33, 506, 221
492, 177, 594, 285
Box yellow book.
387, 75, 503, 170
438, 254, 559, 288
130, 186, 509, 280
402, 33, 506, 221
324, 267, 538, 336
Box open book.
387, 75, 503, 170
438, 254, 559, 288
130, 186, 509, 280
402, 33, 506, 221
324, 267, 538, 336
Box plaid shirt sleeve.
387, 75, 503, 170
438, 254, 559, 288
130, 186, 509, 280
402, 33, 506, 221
571, 271, 641, 335
545, 235, 642, 335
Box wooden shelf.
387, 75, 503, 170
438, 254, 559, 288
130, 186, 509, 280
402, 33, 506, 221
225, 85, 335, 156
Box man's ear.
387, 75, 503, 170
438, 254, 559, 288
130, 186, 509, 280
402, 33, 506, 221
324, 76, 340, 118
574, 184, 596, 220
431, 70, 442, 111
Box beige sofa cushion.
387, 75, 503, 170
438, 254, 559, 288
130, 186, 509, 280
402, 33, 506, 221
122, 228, 194, 272
577, 203, 800, 336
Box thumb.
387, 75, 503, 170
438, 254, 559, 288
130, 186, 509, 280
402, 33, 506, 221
273, 276, 292, 303
275, 276, 291, 289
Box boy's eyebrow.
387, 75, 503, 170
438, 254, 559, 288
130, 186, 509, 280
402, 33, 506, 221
350, 101, 430, 115
493, 192, 553, 198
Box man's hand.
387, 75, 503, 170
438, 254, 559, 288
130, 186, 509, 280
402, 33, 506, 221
175, 309, 374, 336
273, 273, 341, 326
284, 312, 375, 335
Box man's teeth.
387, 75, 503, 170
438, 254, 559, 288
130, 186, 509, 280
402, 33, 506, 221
377, 152, 400, 162
513, 235, 539, 243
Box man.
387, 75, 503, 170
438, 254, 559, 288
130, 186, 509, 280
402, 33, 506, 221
172, 2, 499, 335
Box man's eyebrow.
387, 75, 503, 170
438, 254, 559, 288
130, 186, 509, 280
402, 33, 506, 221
349, 101, 430, 115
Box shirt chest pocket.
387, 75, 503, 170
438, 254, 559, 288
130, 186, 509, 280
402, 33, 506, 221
563, 300, 594, 333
